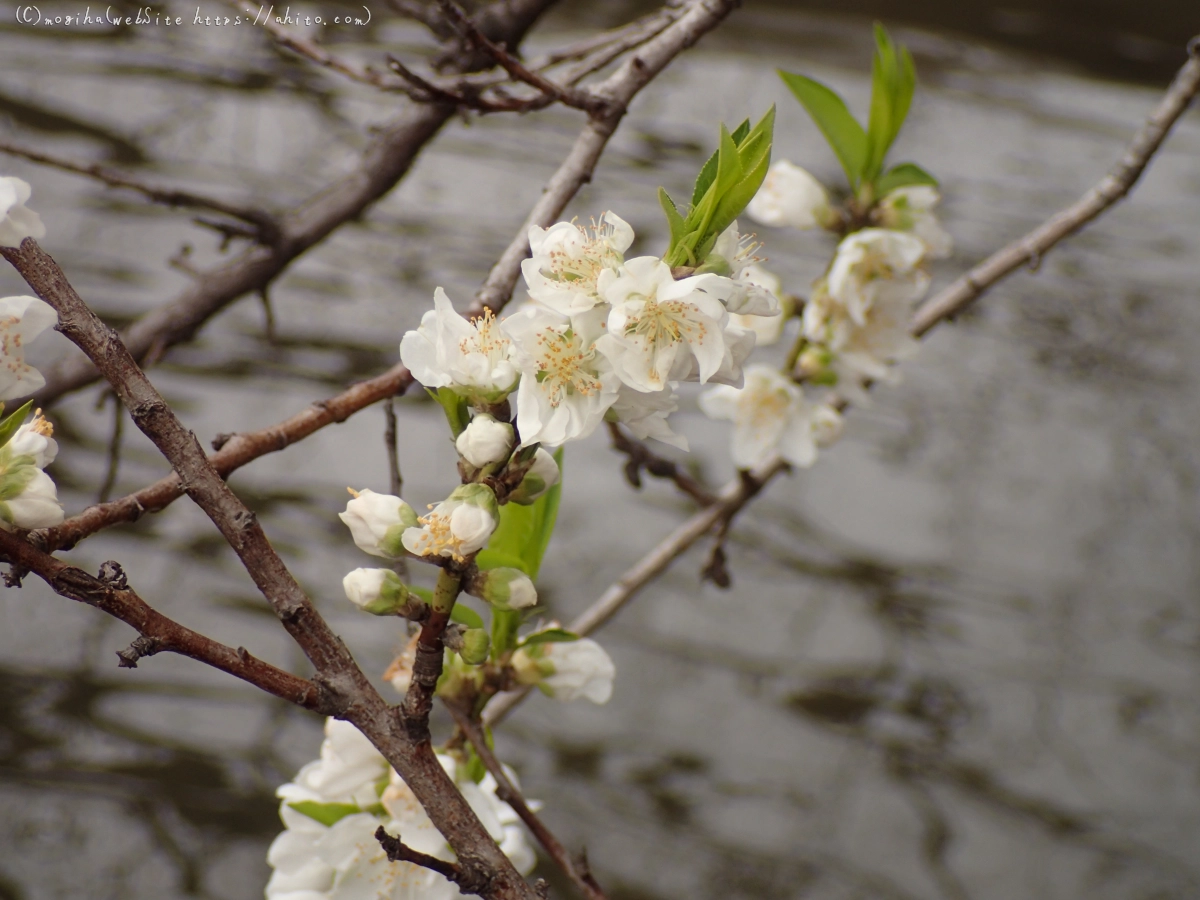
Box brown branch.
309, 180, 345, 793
0, 530, 327, 709
32, 0, 562, 407
607, 421, 717, 506
3, 239, 539, 900
911, 38, 1200, 337
384, 397, 403, 497
0, 141, 282, 246
375, 826, 476, 886
435, 0, 604, 113
449, 704, 609, 900
40, 360, 415, 552
470, 0, 744, 315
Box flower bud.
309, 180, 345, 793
0, 177, 46, 248
512, 634, 615, 704
339, 489, 418, 558
467, 567, 538, 611
812, 403, 845, 447
459, 628, 490, 665
4, 410, 57, 468
507, 448, 560, 505
402, 484, 499, 560
0, 467, 64, 530
746, 161, 832, 231
455, 413, 514, 469
342, 567, 411, 615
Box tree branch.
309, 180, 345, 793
31, 0, 562, 407
0, 140, 282, 246
911, 38, 1200, 337
471, 0, 744, 315
449, 704, 608, 900
3, 239, 539, 900
40, 360, 415, 552
0, 530, 327, 710
607, 421, 717, 506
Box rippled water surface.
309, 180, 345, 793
1, 2, 1199, 899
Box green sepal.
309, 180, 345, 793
0, 401, 33, 451
779, 70, 868, 188
287, 801, 362, 827
874, 162, 938, 197
518, 627, 580, 648
0, 465, 36, 502
427, 387, 471, 438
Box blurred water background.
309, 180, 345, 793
1, 1, 1199, 898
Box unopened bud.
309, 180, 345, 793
467, 566, 538, 611
343, 568, 411, 615
339, 489, 418, 558
459, 628, 490, 665
507, 448, 560, 505
455, 413, 514, 469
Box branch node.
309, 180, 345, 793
211, 432, 234, 451
97, 560, 129, 590
116, 635, 162, 668
375, 826, 487, 890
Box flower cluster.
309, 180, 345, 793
402, 213, 781, 452
266, 718, 535, 900
0, 408, 64, 531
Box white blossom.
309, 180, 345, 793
0, 295, 58, 401
876, 185, 952, 259
399, 288, 518, 403
730, 264, 788, 346
746, 161, 831, 230
596, 257, 732, 393
699, 364, 842, 470
0, 409, 63, 531
507, 447, 559, 505
502, 305, 618, 447
0, 177, 46, 248
513, 633, 615, 704
825, 229, 929, 327
521, 212, 633, 315
609, 383, 688, 450
454, 413, 514, 468
402, 484, 498, 561
707, 222, 781, 319
339, 489, 417, 559
267, 719, 535, 900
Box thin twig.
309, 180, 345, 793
911, 39, 1200, 336
470, 0, 744, 315
435, 0, 604, 113
607, 421, 716, 506
97, 393, 124, 504
374, 827, 472, 885
40, 361, 416, 552
384, 397, 403, 497
0, 531, 327, 709
448, 705, 609, 900
0, 141, 282, 246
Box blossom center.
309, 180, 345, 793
461, 309, 510, 361
532, 327, 602, 406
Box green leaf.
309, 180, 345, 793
779, 70, 867, 187
864, 24, 918, 183
658, 188, 688, 253
288, 801, 362, 827
408, 585, 433, 604
875, 162, 938, 196
518, 627, 580, 647
450, 602, 484, 630
0, 401, 33, 451
475, 449, 562, 581
689, 117, 753, 209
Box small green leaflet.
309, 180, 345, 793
427, 387, 470, 437
450, 601, 485, 630
518, 627, 580, 648
0, 400, 33, 451
288, 801, 363, 827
